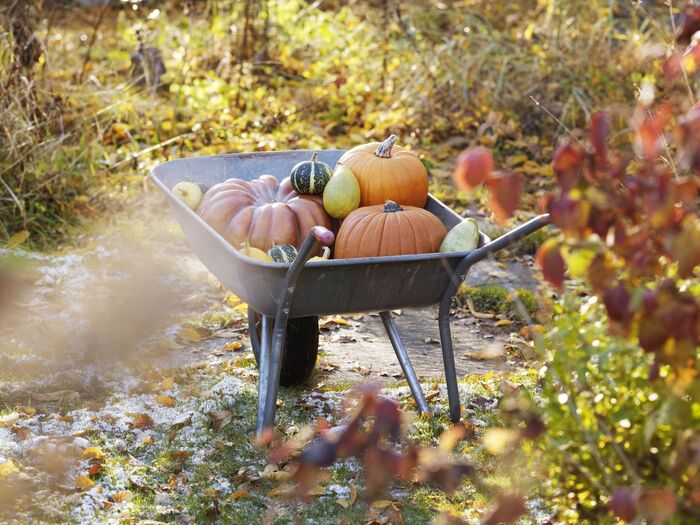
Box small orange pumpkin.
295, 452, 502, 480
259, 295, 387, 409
338, 135, 429, 208
334, 200, 447, 259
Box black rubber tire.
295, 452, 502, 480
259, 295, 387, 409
251, 313, 319, 387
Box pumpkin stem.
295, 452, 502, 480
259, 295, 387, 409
310, 151, 318, 162
375, 135, 397, 158
383, 200, 403, 213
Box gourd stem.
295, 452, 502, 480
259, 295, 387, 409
375, 134, 397, 158
383, 200, 403, 213
310, 151, 318, 162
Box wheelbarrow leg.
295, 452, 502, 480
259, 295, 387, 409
255, 226, 336, 436
439, 295, 462, 423
248, 307, 260, 364
256, 315, 274, 435
379, 311, 430, 415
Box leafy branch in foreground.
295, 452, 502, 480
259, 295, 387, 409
260, 383, 538, 524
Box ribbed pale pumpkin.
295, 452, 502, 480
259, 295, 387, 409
337, 135, 429, 208
334, 200, 447, 259
197, 175, 332, 255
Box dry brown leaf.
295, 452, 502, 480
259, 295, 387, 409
131, 413, 155, 430
494, 319, 513, 327
224, 341, 243, 351
113, 490, 133, 503
209, 410, 233, 430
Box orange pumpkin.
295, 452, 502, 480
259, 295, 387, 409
338, 135, 429, 208
334, 200, 447, 259
197, 175, 332, 255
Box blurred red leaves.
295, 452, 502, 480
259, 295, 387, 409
453, 148, 521, 224
268, 385, 499, 506
480, 493, 527, 525
611, 487, 677, 524
535, 239, 565, 290
532, 102, 700, 379
453, 146, 494, 190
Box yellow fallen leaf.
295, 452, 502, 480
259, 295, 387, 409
229, 489, 250, 500
112, 490, 133, 503
177, 326, 202, 343
225, 294, 241, 307
370, 499, 395, 509
337, 498, 350, 508
8, 230, 29, 246
267, 483, 294, 497
75, 475, 95, 490
0, 460, 19, 479
224, 341, 243, 352
131, 413, 155, 430
82, 447, 107, 461
154, 395, 175, 407
305, 486, 325, 496
494, 319, 513, 327
233, 303, 248, 315
160, 376, 175, 391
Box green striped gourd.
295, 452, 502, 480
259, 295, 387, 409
268, 243, 298, 263
290, 152, 333, 195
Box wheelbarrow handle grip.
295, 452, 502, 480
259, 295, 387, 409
310, 226, 335, 246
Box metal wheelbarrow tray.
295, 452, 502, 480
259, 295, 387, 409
151, 150, 549, 435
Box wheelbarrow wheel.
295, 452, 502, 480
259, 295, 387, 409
248, 310, 319, 386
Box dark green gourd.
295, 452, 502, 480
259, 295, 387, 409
267, 243, 298, 263
290, 152, 332, 195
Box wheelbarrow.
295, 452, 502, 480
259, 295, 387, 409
151, 150, 550, 436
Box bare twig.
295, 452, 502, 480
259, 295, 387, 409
78, 0, 111, 84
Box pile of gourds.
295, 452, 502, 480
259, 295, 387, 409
173, 135, 480, 263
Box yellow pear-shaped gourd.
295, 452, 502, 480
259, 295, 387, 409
239, 240, 272, 261
322, 164, 361, 219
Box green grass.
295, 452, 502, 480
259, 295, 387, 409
458, 284, 539, 320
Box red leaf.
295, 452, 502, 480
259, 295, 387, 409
548, 196, 590, 235
535, 239, 566, 290
663, 53, 682, 81
638, 489, 677, 524
552, 139, 584, 192
603, 284, 631, 323
453, 147, 494, 191
587, 253, 615, 292
486, 170, 521, 224
480, 493, 527, 525
635, 105, 672, 162
589, 111, 610, 164
611, 487, 639, 522
676, 6, 700, 44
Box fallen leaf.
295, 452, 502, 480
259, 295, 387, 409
224, 341, 243, 351
113, 490, 133, 503
8, 230, 29, 246
494, 319, 513, 327
0, 413, 20, 428
229, 489, 250, 500
209, 410, 233, 430
160, 377, 175, 391
75, 475, 95, 491
154, 395, 175, 407
177, 326, 202, 343
370, 499, 395, 509
82, 447, 107, 461
132, 413, 155, 430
